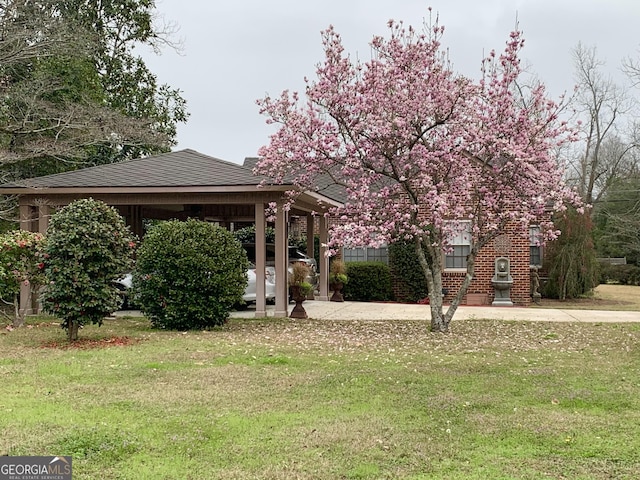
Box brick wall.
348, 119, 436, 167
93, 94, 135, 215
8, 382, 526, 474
293, 215, 534, 306
442, 224, 531, 306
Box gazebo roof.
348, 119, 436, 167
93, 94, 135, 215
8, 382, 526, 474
2, 149, 265, 189
0, 149, 347, 207
243, 157, 347, 204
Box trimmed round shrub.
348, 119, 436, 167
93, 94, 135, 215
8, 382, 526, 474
134, 219, 249, 329
41, 198, 136, 341
343, 262, 394, 302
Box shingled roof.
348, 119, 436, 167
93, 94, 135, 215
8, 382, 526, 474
2, 149, 267, 189
243, 157, 347, 204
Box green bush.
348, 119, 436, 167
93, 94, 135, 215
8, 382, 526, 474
542, 207, 600, 300
0, 230, 46, 326
134, 219, 249, 330
343, 262, 394, 302
599, 264, 640, 285
41, 199, 136, 341
233, 225, 276, 244
388, 240, 428, 302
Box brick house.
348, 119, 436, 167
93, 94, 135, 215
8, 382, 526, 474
292, 215, 540, 307
260, 146, 542, 307
440, 225, 539, 307
284, 193, 541, 307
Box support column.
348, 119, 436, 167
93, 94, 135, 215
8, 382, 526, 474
34, 204, 51, 315
254, 203, 267, 317
18, 204, 37, 317
306, 214, 315, 299
38, 205, 50, 233
306, 215, 315, 258
19, 204, 36, 232
131, 205, 144, 239
318, 214, 329, 301
274, 202, 288, 317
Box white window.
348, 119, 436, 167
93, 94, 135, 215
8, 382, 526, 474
342, 246, 389, 264
529, 226, 542, 267
444, 222, 471, 269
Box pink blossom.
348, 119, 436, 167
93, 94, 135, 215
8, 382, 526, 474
255, 16, 581, 330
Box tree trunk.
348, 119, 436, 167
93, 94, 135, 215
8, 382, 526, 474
13, 294, 24, 328
430, 303, 449, 332
414, 238, 450, 332
68, 320, 80, 342
414, 236, 478, 333
13, 291, 29, 328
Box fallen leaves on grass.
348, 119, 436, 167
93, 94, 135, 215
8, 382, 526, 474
216, 318, 640, 362
40, 336, 140, 350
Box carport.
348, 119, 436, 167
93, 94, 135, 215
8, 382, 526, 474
0, 149, 343, 318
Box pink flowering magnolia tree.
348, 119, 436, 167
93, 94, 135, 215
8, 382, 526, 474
256, 17, 580, 332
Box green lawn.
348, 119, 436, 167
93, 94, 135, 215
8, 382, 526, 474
1, 315, 639, 479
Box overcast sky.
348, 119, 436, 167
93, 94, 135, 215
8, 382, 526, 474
140, 0, 640, 164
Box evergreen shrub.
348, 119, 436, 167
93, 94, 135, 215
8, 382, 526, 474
343, 262, 394, 302
41, 198, 136, 341
388, 241, 428, 302
542, 207, 600, 300
599, 264, 640, 285
134, 219, 249, 329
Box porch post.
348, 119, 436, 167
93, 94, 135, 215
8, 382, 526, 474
18, 204, 36, 317
33, 204, 51, 315
318, 214, 329, 301
306, 214, 315, 299
254, 203, 267, 317
38, 205, 50, 233
19, 204, 36, 232
306, 215, 314, 258
131, 205, 144, 239
274, 201, 288, 317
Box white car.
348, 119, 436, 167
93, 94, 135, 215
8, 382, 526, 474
114, 273, 134, 310
115, 266, 276, 310
242, 243, 319, 290
242, 264, 277, 304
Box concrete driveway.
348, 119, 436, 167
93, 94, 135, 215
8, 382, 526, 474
229, 300, 640, 323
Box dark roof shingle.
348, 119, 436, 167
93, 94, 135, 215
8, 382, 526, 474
243, 157, 347, 204
4, 149, 265, 188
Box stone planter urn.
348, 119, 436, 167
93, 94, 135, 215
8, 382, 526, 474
330, 282, 345, 302
329, 260, 348, 303
289, 285, 309, 319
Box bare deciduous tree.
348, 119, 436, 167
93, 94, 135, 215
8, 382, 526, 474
567, 43, 635, 205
